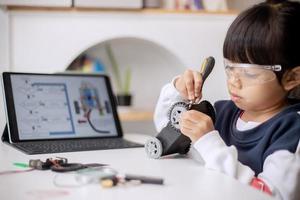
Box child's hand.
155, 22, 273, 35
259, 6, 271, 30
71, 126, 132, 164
174, 70, 203, 101
180, 110, 214, 142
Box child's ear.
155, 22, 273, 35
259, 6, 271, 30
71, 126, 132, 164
282, 66, 300, 91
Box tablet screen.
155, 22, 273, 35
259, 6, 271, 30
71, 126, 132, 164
8, 74, 120, 140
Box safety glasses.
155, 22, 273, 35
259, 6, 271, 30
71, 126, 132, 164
224, 59, 282, 86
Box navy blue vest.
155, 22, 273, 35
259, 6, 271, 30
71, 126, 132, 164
214, 100, 300, 175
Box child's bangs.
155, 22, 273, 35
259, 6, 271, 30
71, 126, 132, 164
223, 4, 282, 66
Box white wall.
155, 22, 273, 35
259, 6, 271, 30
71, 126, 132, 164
0, 7, 9, 131
227, 0, 264, 11
8, 11, 235, 110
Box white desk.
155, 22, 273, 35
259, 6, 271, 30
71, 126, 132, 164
0, 133, 273, 200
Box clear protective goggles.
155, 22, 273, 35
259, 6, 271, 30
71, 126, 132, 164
224, 59, 282, 86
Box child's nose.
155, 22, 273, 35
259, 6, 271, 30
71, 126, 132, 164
228, 75, 242, 89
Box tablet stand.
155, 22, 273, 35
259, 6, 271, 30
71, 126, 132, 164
1, 124, 9, 143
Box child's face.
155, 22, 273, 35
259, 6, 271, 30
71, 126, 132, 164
225, 60, 287, 111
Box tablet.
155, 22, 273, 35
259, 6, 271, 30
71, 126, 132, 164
2, 72, 123, 143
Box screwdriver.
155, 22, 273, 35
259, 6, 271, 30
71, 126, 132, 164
188, 56, 215, 109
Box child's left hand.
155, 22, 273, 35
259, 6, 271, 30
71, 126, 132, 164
179, 110, 215, 142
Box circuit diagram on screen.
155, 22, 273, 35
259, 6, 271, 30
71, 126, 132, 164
15, 77, 75, 137
12, 76, 115, 139
73, 81, 111, 134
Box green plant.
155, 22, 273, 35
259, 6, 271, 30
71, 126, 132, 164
105, 43, 132, 95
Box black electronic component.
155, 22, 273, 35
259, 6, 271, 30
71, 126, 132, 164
87, 109, 110, 134
28, 157, 105, 172
29, 157, 68, 170
124, 174, 164, 185
29, 159, 52, 170
51, 163, 86, 172
74, 101, 80, 114
105, 101, 111, 114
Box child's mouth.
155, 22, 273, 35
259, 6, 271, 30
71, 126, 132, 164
230, 93, 242, 102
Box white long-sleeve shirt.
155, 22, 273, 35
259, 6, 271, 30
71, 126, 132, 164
154, 82, 300, 200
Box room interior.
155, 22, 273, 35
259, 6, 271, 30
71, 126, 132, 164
0, 0, 264, 136
3, 1, 295, 200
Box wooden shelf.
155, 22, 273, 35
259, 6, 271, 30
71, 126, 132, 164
7, 6, 238, 15
118, 110, 154, 122
140, 8, 238, 15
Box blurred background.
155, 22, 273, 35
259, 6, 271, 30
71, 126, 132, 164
0, 0, 268, 136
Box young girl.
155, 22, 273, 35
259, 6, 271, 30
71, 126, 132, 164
154, 0, 300, 199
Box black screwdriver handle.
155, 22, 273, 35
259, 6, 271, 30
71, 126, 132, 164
201, 56, 215, 84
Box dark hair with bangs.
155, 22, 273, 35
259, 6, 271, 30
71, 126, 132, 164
223, 0, 300, 81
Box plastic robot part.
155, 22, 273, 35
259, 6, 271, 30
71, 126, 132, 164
145, 102, 188, 159
145, 57, 216, 159
144, 137, 163, 159
145, 100, 216, 159
168, 102, 189, 130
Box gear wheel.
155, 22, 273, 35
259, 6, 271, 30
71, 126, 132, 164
145, 137, 163, 159
168, 102, 189, 130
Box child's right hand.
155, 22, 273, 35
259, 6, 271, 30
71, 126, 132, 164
174, 69, 203, 102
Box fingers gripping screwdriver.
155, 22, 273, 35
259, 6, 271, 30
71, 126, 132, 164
189, 56, 215, 108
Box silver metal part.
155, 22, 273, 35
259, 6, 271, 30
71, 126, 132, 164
188, 100, 194, 110
168, 102, 189, 130
145, 137, 163, 159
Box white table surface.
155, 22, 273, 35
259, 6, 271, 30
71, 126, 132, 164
0, 133, 273, 200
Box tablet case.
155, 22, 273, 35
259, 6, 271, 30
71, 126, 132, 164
1, 73, 143, 154
1, 123, 143, 154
